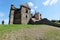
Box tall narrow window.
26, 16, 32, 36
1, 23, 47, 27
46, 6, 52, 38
26, 15, 27, 18
26, 9, 28, 13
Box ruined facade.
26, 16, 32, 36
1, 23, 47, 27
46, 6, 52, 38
9, 3, 42, 24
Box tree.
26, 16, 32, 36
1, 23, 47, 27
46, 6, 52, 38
59, 20, 60, 22
51, 20, 56, 22
2, 20, 4, 24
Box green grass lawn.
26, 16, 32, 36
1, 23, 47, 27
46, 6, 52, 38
0, 24, 33, 35
0, 24, 60, 40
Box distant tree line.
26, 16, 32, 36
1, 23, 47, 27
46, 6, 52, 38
51, 20, 60, 23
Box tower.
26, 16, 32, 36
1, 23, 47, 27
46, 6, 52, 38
20, 3, 31, 24
34, 12, 42, 21
9, 3, 31, 24
9, 4, 15, 24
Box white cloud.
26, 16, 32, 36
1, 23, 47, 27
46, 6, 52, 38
28, 2, 34, 7
28, 2, 38, 12
0, 12, 4, 17
4, 19, 9, 24
34, 6, 38, 10
50, 0, 58, 6
31, 9, 35, 12
42, 0, 50, 6
42, 0, 58, 6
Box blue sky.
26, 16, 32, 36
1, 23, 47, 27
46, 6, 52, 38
0, 0, 60, 24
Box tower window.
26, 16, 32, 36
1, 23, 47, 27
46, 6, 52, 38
26, 15, 27, 18
26, 9, 28, 13
40, 14, 41, 16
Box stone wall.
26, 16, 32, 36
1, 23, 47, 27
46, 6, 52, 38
28, 18, 60, 27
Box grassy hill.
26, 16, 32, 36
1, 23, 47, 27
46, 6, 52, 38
0, 24, 60, 40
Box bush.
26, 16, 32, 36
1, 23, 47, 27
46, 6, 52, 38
58, 20, 60, 22
51, 20, 56, 22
